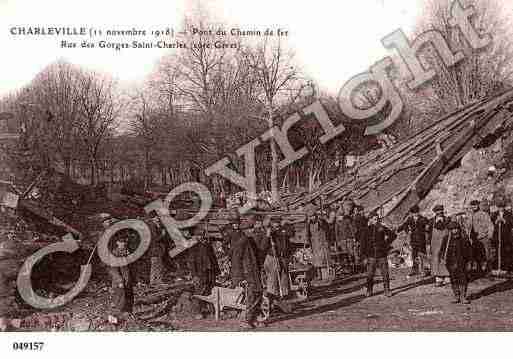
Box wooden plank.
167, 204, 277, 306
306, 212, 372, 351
286, 89, 513, 212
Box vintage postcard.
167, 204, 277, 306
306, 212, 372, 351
1, 0, 513, 356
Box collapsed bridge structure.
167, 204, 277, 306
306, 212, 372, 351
3, 89, 513, 244
168, 88, 513, 244
281, 89, 513, 227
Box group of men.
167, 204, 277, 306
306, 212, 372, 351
220, 213, 295, 329
307, 200, 396, 297
101, 195, 513, 327
101, 210, 297, 329
305, 197, 513, 305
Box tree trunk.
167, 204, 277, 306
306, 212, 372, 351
144, 147, 151, 191
161, 166, 167, 186
268, 107, 280, 204
63, 157, 71, 178
90, 158, 97, 186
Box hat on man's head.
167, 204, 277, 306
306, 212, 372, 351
495, 197, 506, 208
470, 200, 480, 206
409, 205, 420, 214
433, 205, 444, 213
231, 209, 241, 222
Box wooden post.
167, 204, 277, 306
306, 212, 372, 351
214, 287, 220, 321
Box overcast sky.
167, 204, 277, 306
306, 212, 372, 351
0, 0, 420, 97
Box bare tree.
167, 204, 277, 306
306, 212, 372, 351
75, 70, 121, 185
5, 61, 84, 176
415, 0, 513, 113
244, 38, 310, 203
128, 85, 166, 190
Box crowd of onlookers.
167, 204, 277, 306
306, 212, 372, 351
100, 194, 513, 328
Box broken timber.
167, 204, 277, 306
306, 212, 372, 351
99, 90, 513, 244
282, 89, 513, 226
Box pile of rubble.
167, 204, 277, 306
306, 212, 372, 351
420, 129, 513, 216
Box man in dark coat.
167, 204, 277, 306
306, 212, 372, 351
188, 227, 220, 319
439, 221, 472, 304
325, 204, 337, 247
106, 224, 134, 324
361, 210, 396, 297
490, 199, 513, 273
249, 218, 268, 269
229, 214, 263, 329
308, 211, 331, 279
463, 200, 493, 277
397, 205, 430, 277
335, 199, 357, 271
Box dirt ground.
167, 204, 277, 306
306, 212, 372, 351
10, 268, 513, 332
173, 268, 513, 331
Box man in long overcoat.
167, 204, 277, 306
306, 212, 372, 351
428, 205, 450, 286
229, 214, 263, 329
439, 221, 472, 304
188, 227, 220, 319
107, 228, 134, 324
308, 211, 331, 280
463, 199, 493, 276
335, 199, 357, 270
261, 219, 293, 312
490, 199, 513, 273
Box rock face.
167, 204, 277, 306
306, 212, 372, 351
460, 148, 491, 175
421, 131, 513, 216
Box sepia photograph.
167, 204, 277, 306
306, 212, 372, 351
1, 0, 513, 356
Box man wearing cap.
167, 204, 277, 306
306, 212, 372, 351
249, 218, 268, 269
187, 226, 220, 320
228, 212, 263, 329
105, 218, 135, 324
439, 221, 472, 304
361, 210, 396, 297
490, 199, 513, 273
335, 199, 358, 272
397, 205, 430, 277
428, 205, 450, 286
464, 200, 493, 277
